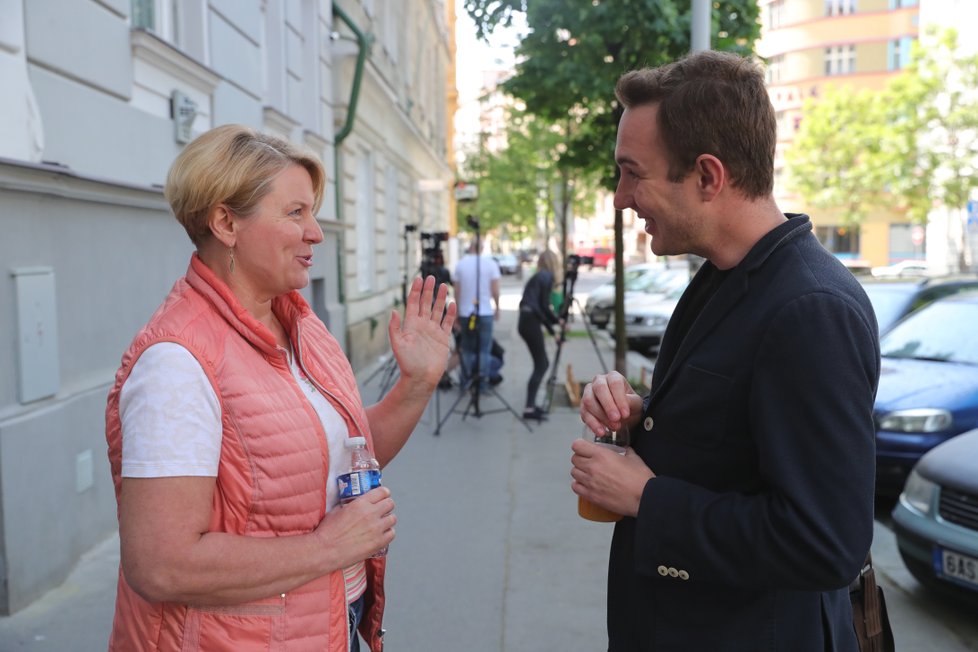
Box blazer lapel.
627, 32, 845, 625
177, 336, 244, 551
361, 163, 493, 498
647, 214, 814, 407
648, 269, 748, 406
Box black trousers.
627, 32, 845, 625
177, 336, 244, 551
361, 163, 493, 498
517, 311, 549, 409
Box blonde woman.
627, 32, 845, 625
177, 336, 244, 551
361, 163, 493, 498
517, 250, 562, 420
105, 124, 454, 651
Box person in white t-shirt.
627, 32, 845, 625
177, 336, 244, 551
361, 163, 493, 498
453, 241, 501, 390
104, 125, 456, 652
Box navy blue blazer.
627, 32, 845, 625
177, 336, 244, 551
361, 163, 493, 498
608, 215, 880, 651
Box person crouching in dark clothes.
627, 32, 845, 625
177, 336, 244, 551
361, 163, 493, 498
518, 250, 561, 420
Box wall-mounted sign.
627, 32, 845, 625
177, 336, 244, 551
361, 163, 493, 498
171, 90, 198, 144
454, 181, 478, 202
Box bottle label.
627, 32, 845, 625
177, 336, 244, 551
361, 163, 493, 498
337, 469, 382, 503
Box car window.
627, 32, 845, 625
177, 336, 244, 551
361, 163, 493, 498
642, 269, 689, 294
880, 300, 978, 364
625, 270, 661, 291
861, 284, 914, 332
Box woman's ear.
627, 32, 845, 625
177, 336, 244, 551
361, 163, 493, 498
207, 204, 236, 248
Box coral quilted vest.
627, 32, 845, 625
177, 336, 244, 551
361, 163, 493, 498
105, 255, 386, 651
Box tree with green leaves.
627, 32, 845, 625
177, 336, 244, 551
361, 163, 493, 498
464, 0, 761, 370
458, 108, 599, 249
887, 28, 978, 270
787, 27, 978, 270
786, 86, 891, 225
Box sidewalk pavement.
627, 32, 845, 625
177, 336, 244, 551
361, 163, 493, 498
2, 303, 976, 650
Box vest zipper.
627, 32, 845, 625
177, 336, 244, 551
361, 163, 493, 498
294, 322, 368, 652
293, 322, 365, 439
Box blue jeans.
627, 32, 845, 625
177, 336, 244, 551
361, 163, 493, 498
459, 315, 495, 390
348, 594, 365, 652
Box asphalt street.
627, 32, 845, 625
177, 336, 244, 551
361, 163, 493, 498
1, 270, 976, 651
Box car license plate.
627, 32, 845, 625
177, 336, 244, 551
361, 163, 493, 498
938, 548, 978, 589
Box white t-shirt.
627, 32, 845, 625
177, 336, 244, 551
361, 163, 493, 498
119, 342, 352, 510
119, 342, 368, 602
454, 254, 501, 317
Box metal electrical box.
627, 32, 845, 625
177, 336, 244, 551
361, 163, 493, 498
12, 266, 60, 403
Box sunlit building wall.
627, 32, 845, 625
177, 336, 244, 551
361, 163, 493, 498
757, 0, 920, 268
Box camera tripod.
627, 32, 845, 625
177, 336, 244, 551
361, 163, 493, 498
364, 224, 418, 400
434, 215, 531, 435
543, 256, 609, 413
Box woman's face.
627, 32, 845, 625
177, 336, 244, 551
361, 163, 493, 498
232, 164, 323, 302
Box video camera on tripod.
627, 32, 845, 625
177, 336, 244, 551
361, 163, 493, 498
565, 253, 595, 284
419, 231, 449, 277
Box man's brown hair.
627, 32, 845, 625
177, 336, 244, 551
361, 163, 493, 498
615, 50, 776, 199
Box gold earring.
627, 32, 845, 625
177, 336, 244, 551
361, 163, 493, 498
229, 247, 235, 273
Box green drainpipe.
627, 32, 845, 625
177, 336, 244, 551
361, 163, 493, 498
332, 3, 373, 305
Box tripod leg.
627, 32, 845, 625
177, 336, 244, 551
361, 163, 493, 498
574, 298, 609, 374
543, 336, 565, 413
377, 358, 400, 401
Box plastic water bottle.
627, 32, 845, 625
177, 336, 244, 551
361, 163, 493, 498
337, 436, 387, 557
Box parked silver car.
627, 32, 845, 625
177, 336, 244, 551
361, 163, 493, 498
493, 253, 520, 275
584, 263, 666, 328
892, 426, 978, 602
621, 282, 688, 355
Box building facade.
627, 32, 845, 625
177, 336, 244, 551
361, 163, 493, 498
756, 0, 920, 268
0, 0, 454, 614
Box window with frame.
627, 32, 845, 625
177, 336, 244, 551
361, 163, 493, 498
356, 149, 377, 294
824, 45, 856, 76
825, 0, 857, 16
816, 225, 861, 255
385, 165, 401, 288
888, 37, 914, 70
131, 0, 177, 42
766, 54, 785, 85
768, 0, 786, 29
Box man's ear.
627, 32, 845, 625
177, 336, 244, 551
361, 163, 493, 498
207, 204, 236, 248
695, 154, 726, 202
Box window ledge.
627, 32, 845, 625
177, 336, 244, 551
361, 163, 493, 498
131, 28, 220, 95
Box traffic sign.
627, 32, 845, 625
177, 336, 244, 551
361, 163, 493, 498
911, 225, 925, 246
454, 181, 478, 202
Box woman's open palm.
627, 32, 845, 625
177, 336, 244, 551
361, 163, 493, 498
389, 276, 456, 387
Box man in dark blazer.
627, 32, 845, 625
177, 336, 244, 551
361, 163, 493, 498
571, 50, 880, 651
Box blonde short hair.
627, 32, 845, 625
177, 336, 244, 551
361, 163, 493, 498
164, 124, 326, 245
537, 250, 561, 282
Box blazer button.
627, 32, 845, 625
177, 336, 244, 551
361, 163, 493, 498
668, 567, 679, 578
657, 565, 669, 576
644, 417, 654, 431
678, 570, 689, 580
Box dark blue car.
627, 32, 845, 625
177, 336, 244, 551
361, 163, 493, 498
874, 290, 978, 496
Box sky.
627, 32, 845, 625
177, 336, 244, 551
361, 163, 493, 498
454, 0, 523, 105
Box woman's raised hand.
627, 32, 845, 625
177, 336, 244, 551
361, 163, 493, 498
388, 276, 457, 389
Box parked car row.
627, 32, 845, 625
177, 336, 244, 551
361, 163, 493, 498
860, 275, 978, 334
492, 253, 520, 275
871, 259, 932, 278
875, 286, 978, 603
584, 262, 689, 330
872, 289, 978, 495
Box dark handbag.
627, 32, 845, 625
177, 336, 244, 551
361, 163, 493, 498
849, 553, 895, 652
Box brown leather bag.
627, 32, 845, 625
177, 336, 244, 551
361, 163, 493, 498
850, 553, 895, 652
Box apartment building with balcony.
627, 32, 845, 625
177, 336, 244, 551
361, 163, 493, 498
756, 0, 920, 268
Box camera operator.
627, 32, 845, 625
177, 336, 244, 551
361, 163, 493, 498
454, 237, 501, 392
518, 250, 562, 421
420, 232, 452, 298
